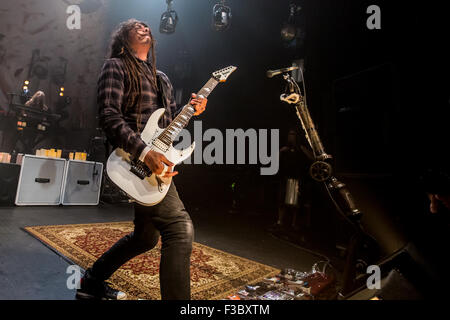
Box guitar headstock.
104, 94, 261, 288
212, 66, 237, 83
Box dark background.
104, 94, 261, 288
1, 0, 449, 261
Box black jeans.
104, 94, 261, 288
90, 182, 194, 300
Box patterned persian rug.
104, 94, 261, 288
24, 221, 280, 300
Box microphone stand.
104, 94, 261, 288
279, 72, 372, 298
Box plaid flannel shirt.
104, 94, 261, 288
97, 57, 179, 159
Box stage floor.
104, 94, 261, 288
0, 202, 331, 300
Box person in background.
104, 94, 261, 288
272, 129, 313, 238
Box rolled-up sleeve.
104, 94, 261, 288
98, 59, 147, 159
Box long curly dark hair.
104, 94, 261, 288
107, 19, 158, 131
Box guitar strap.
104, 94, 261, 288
156, 73, 167, 109
156, 72, 174, 126
140, 61, 172, 127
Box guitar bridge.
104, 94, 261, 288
130, 160, 152, 180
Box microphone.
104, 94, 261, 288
266, 66, 299, 78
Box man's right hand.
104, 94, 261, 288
143, 150, 178, 178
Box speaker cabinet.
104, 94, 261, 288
15, 155, 66, 205
61, 160, 103, 205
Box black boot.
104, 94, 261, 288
75, 268, 127, 300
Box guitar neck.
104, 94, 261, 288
197, 77, 220, 99
157, 77, 219, 146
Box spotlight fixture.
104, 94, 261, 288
281, 2, 302, 43
212, 0, 232, 31
160, 0, 178, 34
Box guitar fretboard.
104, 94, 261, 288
157, 78, 219, 146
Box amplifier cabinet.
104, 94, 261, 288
62, 160, 103, 205
15, 155, 67, 205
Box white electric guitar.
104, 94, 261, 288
106, 66, 237, 206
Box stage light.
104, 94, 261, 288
59, 92, 64, 97
281, 3, 302, 43
60, 87, 64, 92
22, 83, 29, 94
212, 0, 232, 31
22, 80, 30, 94
160, 0, 178, 34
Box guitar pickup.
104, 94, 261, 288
152, 139, 170, 152
130, 160, 152, 180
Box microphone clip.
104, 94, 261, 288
280, 93, 300, 104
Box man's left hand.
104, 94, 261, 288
190, 93, 208, 116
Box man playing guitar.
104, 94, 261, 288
76, 19, 207, 300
